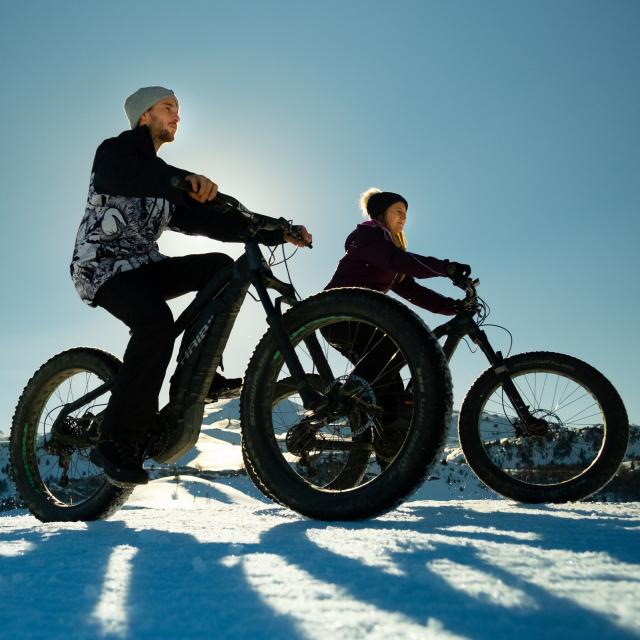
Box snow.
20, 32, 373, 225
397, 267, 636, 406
0, 400, 639, 639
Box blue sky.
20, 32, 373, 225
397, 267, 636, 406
1, 0, 638, 430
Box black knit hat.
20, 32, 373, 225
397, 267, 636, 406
366, 191, 408, 220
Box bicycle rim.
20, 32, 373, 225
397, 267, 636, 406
27, 368, 112, 507
261, 316, 418, 490
477, 368, 607, 486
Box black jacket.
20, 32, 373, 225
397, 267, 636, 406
70, 126, 283, 305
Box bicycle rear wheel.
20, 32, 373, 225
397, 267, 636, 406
10, 348, 134, 522
241, 288, 452, 520
458, 351, 629, 502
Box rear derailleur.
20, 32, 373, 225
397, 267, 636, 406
44, 412, 102, 487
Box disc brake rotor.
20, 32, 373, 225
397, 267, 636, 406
285, 375, 380, 455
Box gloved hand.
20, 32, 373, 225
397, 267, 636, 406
446, 261, 471, 281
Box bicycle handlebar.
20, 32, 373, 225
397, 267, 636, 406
171, 176, 312, 248
453, 276, 480, 292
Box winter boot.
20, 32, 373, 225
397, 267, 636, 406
206, 372, 242, 403
91, 439, 149, 486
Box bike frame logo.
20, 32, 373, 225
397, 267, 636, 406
180, 316, 214, 365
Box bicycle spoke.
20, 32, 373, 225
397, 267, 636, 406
477, 366, 607, 487
265, 315, 421, 489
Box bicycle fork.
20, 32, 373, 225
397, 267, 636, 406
435, 316, 545, 435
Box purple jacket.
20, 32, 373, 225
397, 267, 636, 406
324, 220, 457, 315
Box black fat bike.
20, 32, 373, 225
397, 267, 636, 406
246, 275, 629, 508
10, 191, 452, 522
436, 277, 629, 503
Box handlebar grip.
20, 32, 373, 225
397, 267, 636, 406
290, 226, 313, 249
171, 176, 237, 211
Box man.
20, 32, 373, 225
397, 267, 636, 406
70, 86, 311, 485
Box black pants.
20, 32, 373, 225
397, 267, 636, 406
321, 322, 406, 424
94, 253, 233, 443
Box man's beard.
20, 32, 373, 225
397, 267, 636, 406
148, 117, 175, 145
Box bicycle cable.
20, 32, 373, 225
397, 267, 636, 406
461, 337, 480, 354
280, 242, 302, 300
266, 244, 289, 267
484, 324, 513, 357
473, 292, 513, 357
475, 295, 490, 325
266, 233, 303, 300
246, 243, 296, 303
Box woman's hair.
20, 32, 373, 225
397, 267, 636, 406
359, 188, 383, 218
359, 188, 408, 221
358, 187, 408, 250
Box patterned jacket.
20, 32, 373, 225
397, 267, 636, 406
71, 126, 283, 305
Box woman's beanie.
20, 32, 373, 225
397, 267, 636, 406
124, 86, 177, 129
365, 191, 408, 220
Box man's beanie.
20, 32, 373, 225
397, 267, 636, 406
124, 86, 177, 129
366, 191, 408, 220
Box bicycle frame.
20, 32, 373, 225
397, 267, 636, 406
432, 312, 541, 432
52, 238, 329, 464
157, 239, 329, 460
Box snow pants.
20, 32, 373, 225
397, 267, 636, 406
321, 322, 407, 424
94, 252, 233, 443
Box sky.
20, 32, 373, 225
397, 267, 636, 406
0, 0, 638, 432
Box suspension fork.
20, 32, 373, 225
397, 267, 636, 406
468, 325, 538, 429
434, 316, 537, 429
302, 334, 335, 387
274, 294, 334, 389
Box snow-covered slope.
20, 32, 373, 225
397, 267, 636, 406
1, 472, 639, 638
1, 399, 638, 510
1, 400, 639, 638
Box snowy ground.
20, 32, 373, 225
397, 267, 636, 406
1, 401, 639, 639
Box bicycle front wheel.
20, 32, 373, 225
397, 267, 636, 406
241, 288, 452, 520
458, 351, 629, 503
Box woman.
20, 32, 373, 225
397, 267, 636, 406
323, 188, 471, 462
325, 188, 470, 311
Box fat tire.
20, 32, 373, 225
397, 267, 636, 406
458, 351, 629, 503
241, 288, 452, 520
241, 374, 371, 501
10, 347, 134, 522
240, 377, 313, 505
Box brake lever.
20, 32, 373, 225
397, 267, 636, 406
453, 276, 479, 290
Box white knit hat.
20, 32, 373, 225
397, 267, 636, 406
123, 86, 178, 129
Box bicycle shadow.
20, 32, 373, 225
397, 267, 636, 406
0, 490, 637, 640
0, 514, 300, 640
254, 502, 639, 639
405, 499, 640, 564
